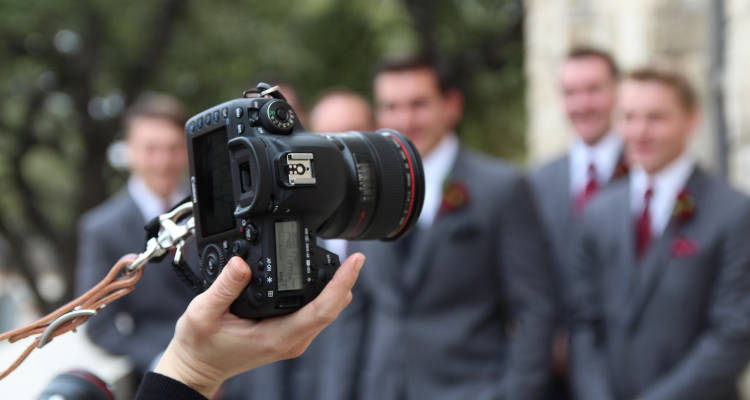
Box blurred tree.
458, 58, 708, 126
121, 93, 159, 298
0, 0, 524, 313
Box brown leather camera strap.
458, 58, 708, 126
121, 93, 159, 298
0, 256, 144, 380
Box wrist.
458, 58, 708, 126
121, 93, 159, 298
154, 341, 223, 399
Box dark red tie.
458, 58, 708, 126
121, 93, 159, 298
636, 187, 654, 257
575, 163, 600, 214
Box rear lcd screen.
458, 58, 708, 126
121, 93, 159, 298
275, 221, 303, 291
193, 127, 235, 236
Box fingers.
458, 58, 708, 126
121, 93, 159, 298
197, 257, 253, 320
285, 253, 365, 335
117, 253, 138, 263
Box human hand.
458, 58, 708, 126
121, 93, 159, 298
154, 253, 365, 398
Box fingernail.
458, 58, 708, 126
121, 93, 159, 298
228, 257, 250, 281
354, 254, 365, 274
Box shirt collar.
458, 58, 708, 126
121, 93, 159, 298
630, 152, 695, 234
419, 133, 460, 228
127, 176, 188, 222
569, 132, 623, 194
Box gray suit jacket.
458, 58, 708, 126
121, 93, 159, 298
530, 154, 626, 315
76, 189, 195, 374
327, 147, 558, 400
570, 168, 750, 400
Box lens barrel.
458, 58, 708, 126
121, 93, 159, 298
37, 370, 114, 400
319, 129, 424, 241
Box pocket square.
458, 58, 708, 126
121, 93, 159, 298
671, 236, 698, 257
451, 223, 480, 241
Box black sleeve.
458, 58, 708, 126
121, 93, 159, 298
135, 372, 207, 400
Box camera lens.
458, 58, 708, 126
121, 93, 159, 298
37, 370, 114, 400
318, 129, 424, 241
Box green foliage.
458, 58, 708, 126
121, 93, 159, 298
0, 0, 525, 310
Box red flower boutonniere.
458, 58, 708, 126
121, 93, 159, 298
671, 188, 698, 257
672, 188, 696, 224
438, 180, 469, 217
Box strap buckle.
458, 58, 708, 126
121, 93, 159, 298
128, 201, 195, 272
37, 308, 97, 349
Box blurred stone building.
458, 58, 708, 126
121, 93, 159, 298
525, 0, 750, 192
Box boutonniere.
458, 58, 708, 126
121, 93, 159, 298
671, 188, 698, 257
611, 157, 630, 181
672, 188, 696, 224
438, 179, 469, 217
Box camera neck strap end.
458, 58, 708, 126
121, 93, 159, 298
0, 201, 196, 380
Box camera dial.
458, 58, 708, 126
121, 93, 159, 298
260, 100, 295, 134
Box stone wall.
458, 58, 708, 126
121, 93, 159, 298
524, 0, 720, 175
725, 0, 750, 190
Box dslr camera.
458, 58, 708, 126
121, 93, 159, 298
186, 83, 425, 319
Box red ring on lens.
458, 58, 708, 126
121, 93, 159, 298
387, 133, 416, 238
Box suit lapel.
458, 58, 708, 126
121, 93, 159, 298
122, 189, 150, 250
612, 184, 638, 320
401, 148, 471, 296
626, 168, 705, 330
552, 156, 574, 226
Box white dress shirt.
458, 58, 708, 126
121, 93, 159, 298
128, 176, 188, 222
416, 133, 460, 229
629, 153, 695, 236
569, 132, 623, 196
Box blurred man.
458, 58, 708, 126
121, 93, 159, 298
76, 94, 195, 379
308, 89, 374, 133
570, 68, 750, 400
529, 47, 626, 397
310, 88, 374, 259
327, 54, 557, 400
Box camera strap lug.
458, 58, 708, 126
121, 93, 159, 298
130, 200, 196, 272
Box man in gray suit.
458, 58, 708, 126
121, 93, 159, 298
570, 68, 750, 400
326, 54, 557, 400
530, 46, 626, 307
76, 94, 195, 378
529, 48, 627, 396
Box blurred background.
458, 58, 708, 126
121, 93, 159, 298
0, 0, 525, 318
2, 0, 750, 397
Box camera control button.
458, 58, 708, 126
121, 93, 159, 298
231, 240, 248, 258
213, 111, 220, 122
201, 244, 226, 278
244, 224, 259, 243
222, 107, 229, 119
248, 108, 260, 125
235, 107, 243, 118
317, 268, 330, 284
276, 107, 288, 121
189, 122, 195, 132
236, 124, 245, 134
204, 114, 212, 126
197, 118, 203, 129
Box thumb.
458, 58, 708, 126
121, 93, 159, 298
199, 256, 252, 319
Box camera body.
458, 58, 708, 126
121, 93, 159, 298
186, 84, 424, 319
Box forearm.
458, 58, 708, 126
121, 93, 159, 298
135, 371, 208, 400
